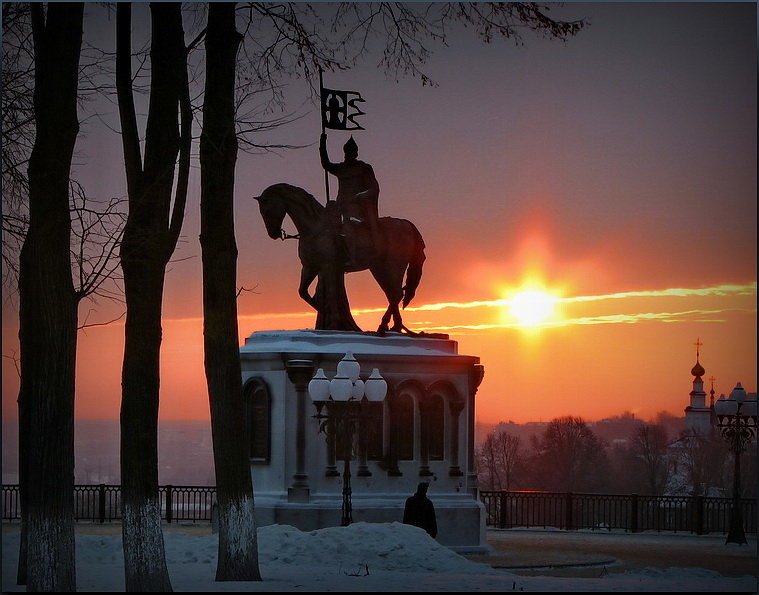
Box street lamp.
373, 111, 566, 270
714, 382, 757, 545
307, 352, 387, 526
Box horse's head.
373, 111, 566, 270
253, 186, 288, 240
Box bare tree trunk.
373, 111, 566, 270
17, 3, 83, 591
116, 2, 190, 590
481, 434, 499, 491
497, 433, 521, 491
200, 2, 262, 581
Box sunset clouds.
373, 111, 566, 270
234, 283, 756, 332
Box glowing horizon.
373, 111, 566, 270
403, 308, 755, 333
12, 281, 747, 329
214, 281, 756, 327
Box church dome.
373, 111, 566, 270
691, 360, 705, 378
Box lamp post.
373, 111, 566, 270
714, 382, 757, 545
307, 352, 387, 526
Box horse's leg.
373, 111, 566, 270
298, 266, 319, 310
371, 265, 405, 333
377, 304, 394, 335
370, 269, 394, 334
389, 298, 404, 333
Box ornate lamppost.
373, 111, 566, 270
714, 382, 757, 545
307, 352, 387, 526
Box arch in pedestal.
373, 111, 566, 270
385, 378, 425, 475
243, 377, 272, 464
426, 379, 465, 477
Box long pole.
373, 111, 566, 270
725, 407, 747, 545
341, 456, 352, 526
319, 68, 330, 202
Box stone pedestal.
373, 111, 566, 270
240, 329, 487, 552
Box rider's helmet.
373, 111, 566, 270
343, 136, 358, 159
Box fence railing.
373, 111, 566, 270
2, 485, 216, 523
480, 490, 757, 534
5, 485, 755, 534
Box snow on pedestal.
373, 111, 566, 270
239, 329, 487, 552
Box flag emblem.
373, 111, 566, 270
321, 88, 366, 130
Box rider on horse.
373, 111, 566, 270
319, 133, 381, 266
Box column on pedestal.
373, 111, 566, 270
448, 399, 465, 477
418, 396, 433, 477
466, 365, 485, 494
285, 359, 314, 502
386, 386, 403, 476
427, 380, 460, 476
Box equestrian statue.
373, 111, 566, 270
254, 135, 426, 334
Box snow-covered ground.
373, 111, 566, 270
2, 522, 756, 592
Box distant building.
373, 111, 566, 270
673, 342, 757, 497
683, 340, 756, 436
683, 344, 712, 435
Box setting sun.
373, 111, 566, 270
509, 290, 557, 326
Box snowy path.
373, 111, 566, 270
3, 522, 756, 592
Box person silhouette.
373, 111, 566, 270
403, 482, 437, 538
319, 133, 380, 266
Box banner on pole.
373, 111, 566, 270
321, 88, 366, 130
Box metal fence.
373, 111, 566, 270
2, 485, 216, 523
480, 490, 757, 534
5, 484, 755, 534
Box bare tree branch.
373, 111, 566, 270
69, 183, 126, 301
2, 351, 21, 379
236, 284, 260, 298
77, 309, 126, 331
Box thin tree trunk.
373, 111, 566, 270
18, 3, 83, 591
116, 2, 190, 590
200, 2, 262, 581
120, 265, 172, 591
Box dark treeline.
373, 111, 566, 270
476, 414, 757, 498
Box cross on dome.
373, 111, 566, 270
691, 338, 705, 379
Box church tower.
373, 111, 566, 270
684, 338, 712, 435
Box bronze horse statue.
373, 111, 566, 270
254, 183, 425, 333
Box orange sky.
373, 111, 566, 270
2, 3, 757, 425
3, 269, 755, 424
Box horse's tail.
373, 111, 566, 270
402, 224, 426, 309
